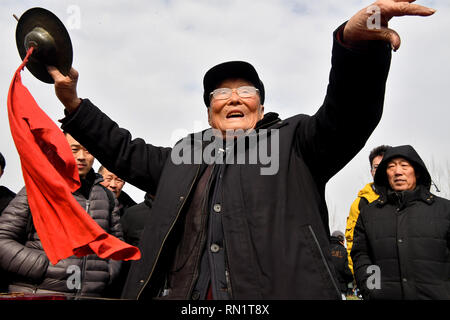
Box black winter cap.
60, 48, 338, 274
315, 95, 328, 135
203, 61, 265, 107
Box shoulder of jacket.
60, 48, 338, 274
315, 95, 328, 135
283, 113, 310, 125
358, 183, 379, 202
17, 186, 28, 196
425, 193, 450, 207
348, 197, 362, 218
0, 185, 15, 196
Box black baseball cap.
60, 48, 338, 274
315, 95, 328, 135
203, 61, 265, 107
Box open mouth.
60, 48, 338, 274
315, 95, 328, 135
226, 111, 244, 119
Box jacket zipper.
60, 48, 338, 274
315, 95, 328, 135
136, 165, 202, 300
225, 268, 233, 298
307, 225, 342, 298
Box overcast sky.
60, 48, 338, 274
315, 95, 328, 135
1, 0, 448, 234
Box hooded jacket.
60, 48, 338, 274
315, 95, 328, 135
345, 182, 379, 274
61, 25, 392, 299
0, 171, 123, 297
351, 145, 450, 300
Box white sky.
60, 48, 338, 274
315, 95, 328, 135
0, 1, 448, 234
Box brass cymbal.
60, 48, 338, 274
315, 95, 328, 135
16, 7, 73, 83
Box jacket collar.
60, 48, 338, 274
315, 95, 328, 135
255, 112, 280, 129
76, 169, 98, 198
376, 184, 434, 208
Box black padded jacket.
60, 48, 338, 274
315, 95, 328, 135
351, 145, 450, 300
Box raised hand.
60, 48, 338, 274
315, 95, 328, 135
47, 66, 82, 113
343, 0, 435, 51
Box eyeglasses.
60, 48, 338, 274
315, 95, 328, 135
210, 86, 259, 101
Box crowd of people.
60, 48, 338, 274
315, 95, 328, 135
0, 137, 152, 298
0, 0, 448, 300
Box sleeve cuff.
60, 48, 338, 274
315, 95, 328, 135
59, 98, 86, 125
334, 22, 372, 53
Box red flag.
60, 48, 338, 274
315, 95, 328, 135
7, 48, 141, 265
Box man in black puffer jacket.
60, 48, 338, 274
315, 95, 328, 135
351, 145, 450, 300
0, 133, 122, 298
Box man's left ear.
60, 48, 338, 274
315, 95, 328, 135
259, 105, 265, 120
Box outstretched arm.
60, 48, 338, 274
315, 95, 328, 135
298, 0, 435, 184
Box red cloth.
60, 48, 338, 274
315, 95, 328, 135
7, 48, 141, 265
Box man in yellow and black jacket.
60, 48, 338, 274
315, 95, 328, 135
345, 145, 391, 274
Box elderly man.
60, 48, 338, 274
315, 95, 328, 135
351, 145, 450, 299
98, 166, 136, 217
47, 1, 434, 300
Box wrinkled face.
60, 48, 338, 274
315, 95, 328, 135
207, 78, 264, 134
370, 155, 383, 178
386, 157, 417, 191
66, 133, 95, 179
100, 167, 125, 198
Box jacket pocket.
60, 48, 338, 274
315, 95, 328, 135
303, 224, 341, 298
